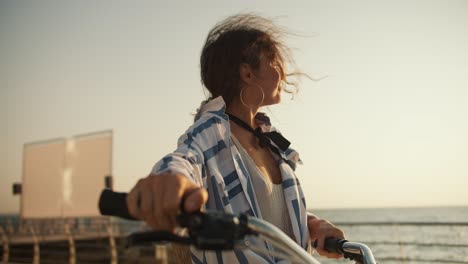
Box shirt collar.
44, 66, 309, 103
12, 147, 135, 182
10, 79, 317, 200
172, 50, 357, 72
196, 96, 302, 167
196, 96, 272, 130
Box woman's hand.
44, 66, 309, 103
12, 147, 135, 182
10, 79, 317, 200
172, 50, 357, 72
126, 173, 208, 232
307, 215, 346, 259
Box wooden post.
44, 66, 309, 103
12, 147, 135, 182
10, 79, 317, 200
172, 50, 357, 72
29, 225, 40, 264
0, 226, 9, 264
64, 223, 76, 264
106, 222, 118, 264
154, 244, 168, 264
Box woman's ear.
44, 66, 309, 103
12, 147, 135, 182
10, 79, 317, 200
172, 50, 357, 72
239, 63, 255, 84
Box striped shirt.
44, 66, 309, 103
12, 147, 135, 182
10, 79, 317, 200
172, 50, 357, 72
231, 134, 295, 241
151, 96, 310, 264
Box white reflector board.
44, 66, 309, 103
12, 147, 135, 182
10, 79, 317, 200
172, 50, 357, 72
62, 131, 112, 217
21, 130, 112, 218
22, 139, 66, 218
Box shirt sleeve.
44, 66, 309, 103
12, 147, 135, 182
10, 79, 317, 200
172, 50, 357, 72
150, 130, 205, 186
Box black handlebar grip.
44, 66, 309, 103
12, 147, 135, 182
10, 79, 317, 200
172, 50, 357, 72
324, 238, 347, 254
98, 189, 137, 220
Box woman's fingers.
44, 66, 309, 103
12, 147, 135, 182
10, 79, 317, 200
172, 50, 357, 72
183, 186, 209, 212
307, 218, 320, 241
126, 179, 143, 219
139, 181, 155, 225
308, 218, 346, 259
158, 176, 184, 231
126, 173, 207, 232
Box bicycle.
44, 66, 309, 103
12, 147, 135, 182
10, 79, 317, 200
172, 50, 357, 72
98, 189, 377, 264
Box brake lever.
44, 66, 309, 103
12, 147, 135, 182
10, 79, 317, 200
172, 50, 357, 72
126, 230, 192, 248
125, 211, 251, 250
178, 210, 251, 250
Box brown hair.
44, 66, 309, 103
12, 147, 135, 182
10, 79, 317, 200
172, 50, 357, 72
200, 14, 299, 107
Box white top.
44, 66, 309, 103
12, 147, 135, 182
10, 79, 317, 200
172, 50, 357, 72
231, 135, 294, 240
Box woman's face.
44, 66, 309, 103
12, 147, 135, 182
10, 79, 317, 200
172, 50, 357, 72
254, 54, 284, 106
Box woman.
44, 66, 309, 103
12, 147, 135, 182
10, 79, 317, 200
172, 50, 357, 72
126, 14, 345, 263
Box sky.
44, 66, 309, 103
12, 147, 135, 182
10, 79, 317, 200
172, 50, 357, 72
1, 1, 468, 214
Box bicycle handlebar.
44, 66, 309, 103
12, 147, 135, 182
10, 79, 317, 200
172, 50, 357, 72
98, 189, 377, 264
98, 189, 134, 220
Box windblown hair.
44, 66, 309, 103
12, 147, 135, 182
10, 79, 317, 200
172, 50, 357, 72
200, 14, 301, 107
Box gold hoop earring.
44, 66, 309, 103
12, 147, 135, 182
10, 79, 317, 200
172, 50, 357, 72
239, 84, 265, 109
240, 87, 250, 109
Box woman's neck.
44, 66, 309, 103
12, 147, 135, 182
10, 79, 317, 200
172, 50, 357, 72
226, 100, 262, 149
226, 100, 259, 128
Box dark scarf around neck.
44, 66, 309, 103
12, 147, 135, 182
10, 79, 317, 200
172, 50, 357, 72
227, 113, 291, 153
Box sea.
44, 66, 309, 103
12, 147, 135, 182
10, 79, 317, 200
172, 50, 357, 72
311, 206, 468, 264
1, 206, 467, 264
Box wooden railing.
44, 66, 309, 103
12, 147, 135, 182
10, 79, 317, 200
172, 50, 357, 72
1, 217, 467, 264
